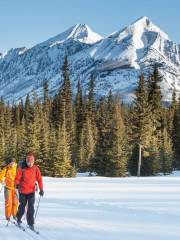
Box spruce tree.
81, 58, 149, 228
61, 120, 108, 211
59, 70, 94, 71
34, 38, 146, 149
53, 104, 74, 177
167, 90, 177, 136
39, 81, 51, 175
49, 126, 57, 177
59, 56, 74, 165
0, 99, 5, 163
4, 105, 12, 158
24, 93, 41, 158
82, 113, 95, 172
146, 65, 164, 175
74, 79, 84, 170
17, 116, 26, 161
172, 96, 180, 169
129, 74, 152, 176
105, 97, 127, 177
160, 127, 173, 174
92, 97, 108, 175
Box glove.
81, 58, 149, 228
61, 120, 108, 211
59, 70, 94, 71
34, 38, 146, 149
39, 189, 44, 196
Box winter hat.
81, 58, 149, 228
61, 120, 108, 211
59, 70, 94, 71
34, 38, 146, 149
26, 151, 35, 165
6, 157, 16, 165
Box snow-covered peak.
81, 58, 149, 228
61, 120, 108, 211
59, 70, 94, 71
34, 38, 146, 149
66, 24, 103, 44
113, 16, 169, 45
90, 16, 172, 69
129, 16, 169, 40
42, 24, 103, 47
0, 16, 180, 104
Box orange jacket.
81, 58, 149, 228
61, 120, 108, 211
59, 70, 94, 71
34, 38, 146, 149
0, 163, 17, 190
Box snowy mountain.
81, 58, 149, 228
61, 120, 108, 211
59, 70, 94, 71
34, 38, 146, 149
0, 16, 180, 103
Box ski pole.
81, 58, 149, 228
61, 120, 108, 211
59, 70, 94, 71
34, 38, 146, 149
34, 195, 41, 222
0, 183, 4, 194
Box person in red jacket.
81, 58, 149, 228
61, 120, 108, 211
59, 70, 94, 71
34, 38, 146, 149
15, 151, 44, 230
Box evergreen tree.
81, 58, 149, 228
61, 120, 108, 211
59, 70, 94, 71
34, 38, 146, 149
39, 116, 50, 175
160, 127, 173, 174
4, 105, 12, 158
146, 65, 164, 175
24, 93, 41, 157
43, 80, 51, 119
87, 75, 97, 142
0, 99, 5, 163
61, 56, 74, 141
74, 79, 84, 170
53, 104, 74, 177
172, 96, 180, 169
16, 116, 26, 161
82, 113, 95, 172
167, 90, 177, 136
39, 81, 51, 175
59, 56, 74, 165
129, 75, 152, 176
49, 126, 57, 177
105, 97, 127, 177
92, 97, 108, 175
24, 94, 32, 122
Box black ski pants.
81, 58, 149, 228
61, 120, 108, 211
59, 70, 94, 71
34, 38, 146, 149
16, 192, 35, 226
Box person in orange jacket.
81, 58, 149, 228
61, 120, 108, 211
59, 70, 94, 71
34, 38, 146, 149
0, 157, 19, 221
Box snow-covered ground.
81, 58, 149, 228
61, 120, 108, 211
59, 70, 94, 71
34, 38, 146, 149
0, 174, 180, 240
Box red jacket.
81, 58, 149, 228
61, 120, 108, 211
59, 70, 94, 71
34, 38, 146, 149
15, 163, 43, 194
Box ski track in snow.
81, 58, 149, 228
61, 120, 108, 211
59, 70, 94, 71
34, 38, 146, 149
0, 175, 180, 240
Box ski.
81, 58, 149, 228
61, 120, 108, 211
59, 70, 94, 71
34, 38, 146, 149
13, 221, 26, 232
27, 225, 39, 234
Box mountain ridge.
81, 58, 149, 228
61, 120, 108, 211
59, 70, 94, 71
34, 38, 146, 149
0, 16, 180, 103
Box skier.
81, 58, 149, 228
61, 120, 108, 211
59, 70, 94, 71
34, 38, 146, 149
15, 151, 44, 230
0, 157, 18, 221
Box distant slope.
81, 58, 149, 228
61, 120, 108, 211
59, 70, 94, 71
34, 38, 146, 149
0, 17, 180, 103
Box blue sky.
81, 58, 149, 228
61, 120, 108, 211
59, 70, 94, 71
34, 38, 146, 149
0, 0, 179, 52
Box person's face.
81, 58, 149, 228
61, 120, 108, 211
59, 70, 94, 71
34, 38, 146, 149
26, 155, 35, 167
9, 161, 15, 167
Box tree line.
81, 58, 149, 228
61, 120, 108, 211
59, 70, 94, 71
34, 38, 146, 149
0, 58, 179, 177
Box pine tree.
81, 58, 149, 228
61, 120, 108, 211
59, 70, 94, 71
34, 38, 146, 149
160, 127, 173, 174
167, 90, 177, 136
24, 93, 41, 158
59, 56, 74, 165
82, 114, 95, 171
0, 99, 5, 163
43, 80, 51, 118
39, 81, 51, 175
87, 75, 97, 142
24, 94, 32, 122
147, 65, 163, 136
39, 107, 50, 176
50, 93, 59, 128
129, 74, 152, 176
16, 116, 26, 161
146, 65, 164, 175
49, 126, 57, 177
172, 96, 180, 169
105, 97, 127, 177
61, 56, 74, 142
53, 105, 74, 177
74, 79, 84, 170
92, 97, 108, 175
4, 105, 12, 158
